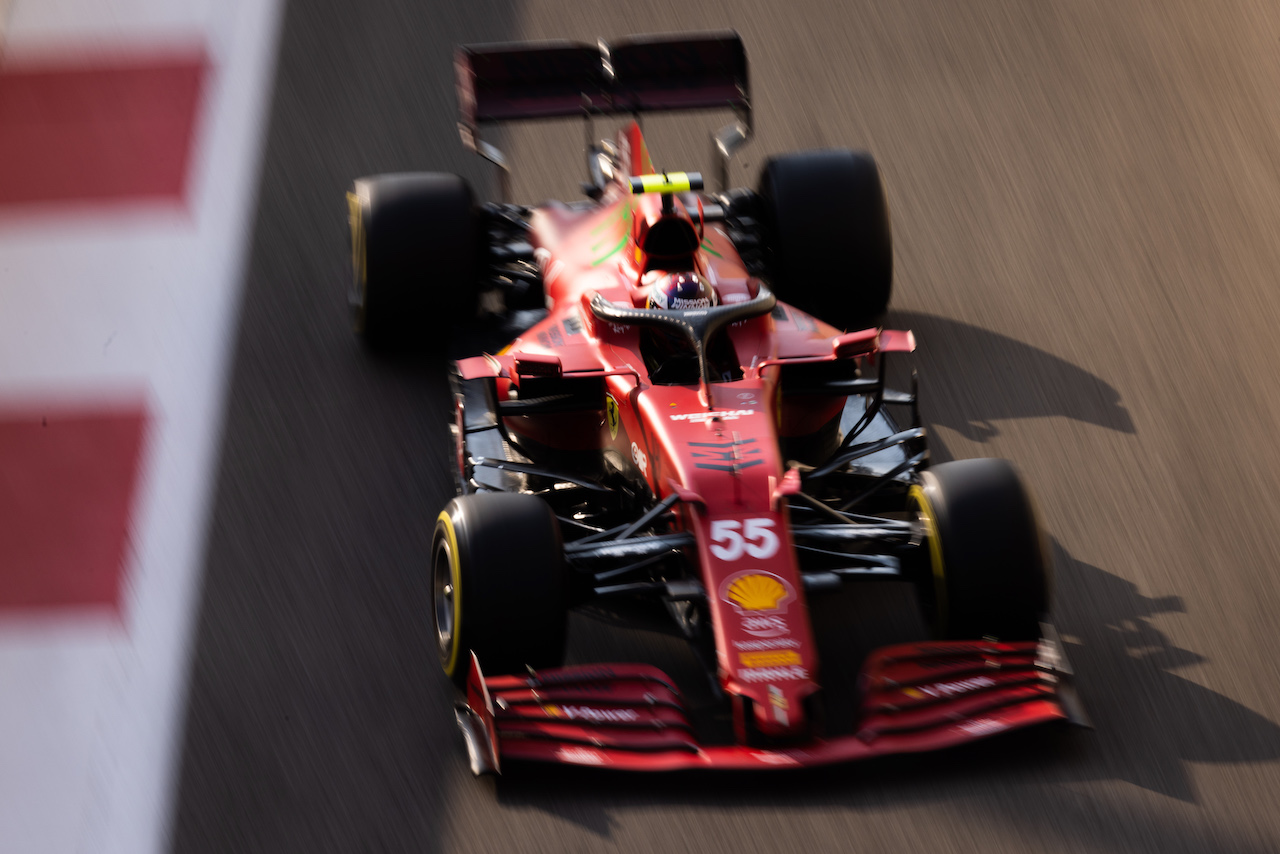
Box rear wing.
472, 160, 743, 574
455, 31, 752, 195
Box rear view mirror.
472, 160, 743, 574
513, 353, 563, 378
832, 329, 880, 359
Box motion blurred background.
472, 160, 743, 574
173, 1, 1280, 851
6, 0, 1280, 852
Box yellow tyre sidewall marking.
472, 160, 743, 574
436, 510, 463, 677
346, 190, 368, 333
908, 484, 947, 635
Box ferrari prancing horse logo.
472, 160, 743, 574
605, 394, 620, 440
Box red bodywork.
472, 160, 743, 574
455, 124, 1079, 770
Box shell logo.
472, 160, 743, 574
723, 571, 794, 614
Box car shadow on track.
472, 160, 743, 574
885, 311, 1135, 443
488, 540, 1280, 853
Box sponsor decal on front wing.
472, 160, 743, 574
959, 718, 1008, 737
752, 751, 802, 766
543, 705, 641, 723
556, 746, 610, 766
901, 675, 996, 700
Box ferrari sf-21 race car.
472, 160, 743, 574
346, 32, 1088, 773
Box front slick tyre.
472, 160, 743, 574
432, 493, 567, 687
909, 458, 1050, 641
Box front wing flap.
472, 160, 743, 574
454, 627, 1086, 773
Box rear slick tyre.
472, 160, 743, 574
758, 149, 893, 332
347, 173, 479, 354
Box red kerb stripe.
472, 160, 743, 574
0, 55, 206, 206
0, 405, 149, 612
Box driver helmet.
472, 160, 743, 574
644, 271, 719, 310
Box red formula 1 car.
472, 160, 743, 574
346, 32, 1088, 773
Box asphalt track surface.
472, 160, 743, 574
172, 1, 1280, 851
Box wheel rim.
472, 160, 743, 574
345, 190, 368, 332
907, 484, 948, 636
432, 535, 456, 664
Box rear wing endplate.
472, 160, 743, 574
455, 31, 752, 194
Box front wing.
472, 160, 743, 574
454, 625, 1088, 773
